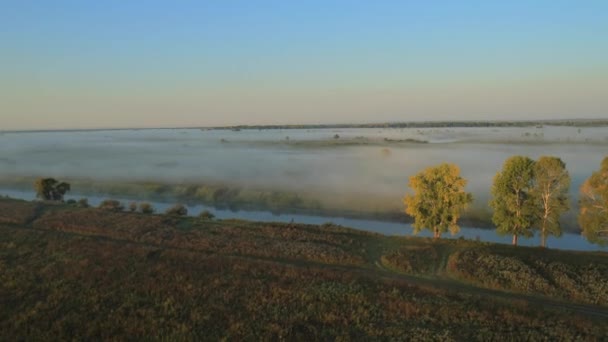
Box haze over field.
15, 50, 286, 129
1, 126, 606, 230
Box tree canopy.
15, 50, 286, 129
490, 156, 536, 245
404, 163, 473, 238
533, 156, 570, 248
166, 204, 188, 216
34, 178, 71, 201
579, 157, 608, 246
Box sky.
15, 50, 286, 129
1, 1, 607, 130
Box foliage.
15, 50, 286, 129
165, 204, 188, 216
98, 199, 124, 212
403, 163, 473, 238
34, 178, 71, 201
490, 156, 536, 245
77, 198, 89, 208
31, 208, 367, 266
0, 198, 607, 340
139, 202, 155, 214
199, 210, 215, 220
579, 157, 608, 245
128, 202, 138, 212
2, 230, 603, 340
447, 248, 608, 305
381, 246, 439, 274
532, 156, 570, 247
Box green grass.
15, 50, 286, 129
0, 197, 607, 340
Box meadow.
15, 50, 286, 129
1, 197, 607, 340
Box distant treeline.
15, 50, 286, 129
209, 119, 608, 131
3, 119, 608, 134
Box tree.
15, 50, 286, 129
128, 202, 138, 212
34, 178, 71, 201
490, 156, 536, 246
579, 157, 608, 245
532, 156, 570, 248
166, 204, 188, 216
139, 202, 155, 214
199, 210, 215, 220
404, 163, 473, 238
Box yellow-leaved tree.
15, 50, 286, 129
579, 157, 608, 245
404, 163, 473, 238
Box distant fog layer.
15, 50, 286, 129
0, 126, 606, 228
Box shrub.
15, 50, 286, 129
99, 199, 124, 212
128, 202, 138, 212
140, 202, 155, 214
66, 199, 77, 205
199, 210, 215, 220
166, 204, 188, 216
77, 198, 89, 208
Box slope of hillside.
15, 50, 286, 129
1, 198, 607, 340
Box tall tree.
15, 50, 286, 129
533, 156, 570, 248
490, 156, 536, 245
579, 157, 608, 245
404, 163, 473, 238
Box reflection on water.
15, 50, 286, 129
2, 189, 604, 252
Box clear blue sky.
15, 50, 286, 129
1, 1, 607, 129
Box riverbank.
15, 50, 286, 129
2, 185, 603, 251
0, 176, 495, 229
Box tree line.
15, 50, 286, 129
32, 156, 607, 247
404, 156, 608, 246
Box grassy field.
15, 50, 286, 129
1, 197, 607, 340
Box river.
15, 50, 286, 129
2, 188, 604, 252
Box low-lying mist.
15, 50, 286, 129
0, 126, 605, 229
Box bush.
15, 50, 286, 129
199, 210, 215, 220
66, 199, 77, 205
77, 198, 89, 208
166, 204, 188, 216
140, 202, 155, 214
128, 202, 138, 212
98, 199, 124, 212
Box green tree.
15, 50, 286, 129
532, 156, 570, 248
490, 156, 536, 246
404, 163, 473, 238
139, 202, 155, 214
579, 157, 608, 245
199, 210, 215, 220
34, 178, 71, 201
166, 204, 188, 216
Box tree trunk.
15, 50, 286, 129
541, 231, 546, 248
512, 234, 518, 246
433, 229, 440, 239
